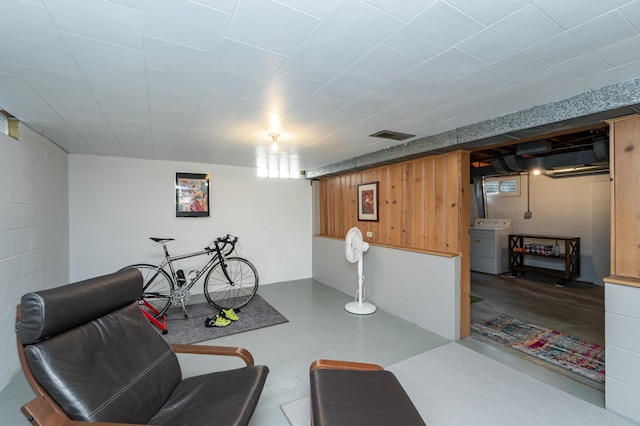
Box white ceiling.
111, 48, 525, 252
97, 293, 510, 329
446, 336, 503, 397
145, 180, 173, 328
1, 0, 640, 175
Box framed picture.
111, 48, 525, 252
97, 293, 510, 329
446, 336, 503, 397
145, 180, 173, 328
175, 172, 210, 217
357, 182, 378, 221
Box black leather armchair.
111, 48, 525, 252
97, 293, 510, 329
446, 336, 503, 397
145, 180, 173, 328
15, 269, 269, 426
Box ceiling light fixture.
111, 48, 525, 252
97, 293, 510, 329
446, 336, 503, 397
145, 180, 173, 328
269, 133, 280, 152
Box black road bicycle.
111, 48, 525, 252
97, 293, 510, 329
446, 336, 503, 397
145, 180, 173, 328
121, 235, 258, 330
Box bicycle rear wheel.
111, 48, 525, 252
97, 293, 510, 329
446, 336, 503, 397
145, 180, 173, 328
120, 264, 174, 319
204, 257, 259, 310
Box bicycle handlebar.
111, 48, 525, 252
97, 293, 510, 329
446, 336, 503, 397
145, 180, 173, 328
207, 234, 238, 256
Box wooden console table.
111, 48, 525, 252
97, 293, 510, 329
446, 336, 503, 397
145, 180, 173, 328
508, 234, 580, 284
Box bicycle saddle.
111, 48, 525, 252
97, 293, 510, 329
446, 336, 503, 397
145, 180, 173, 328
149, 237, 175, 243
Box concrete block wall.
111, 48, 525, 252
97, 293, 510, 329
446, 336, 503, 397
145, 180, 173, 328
605, 282, 640, 423
0, 124, 69, 390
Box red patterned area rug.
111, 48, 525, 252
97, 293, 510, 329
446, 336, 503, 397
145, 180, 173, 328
471, 314, 605, 384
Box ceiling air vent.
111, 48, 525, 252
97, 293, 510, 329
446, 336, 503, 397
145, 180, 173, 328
370, 130, 415, 141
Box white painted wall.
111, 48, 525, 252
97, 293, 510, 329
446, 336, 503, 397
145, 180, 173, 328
68, 155, 312, 287
605, 282, 640, 423
313, 236, 460, 341
471, 173, 610, 284
0, 124, 69, 390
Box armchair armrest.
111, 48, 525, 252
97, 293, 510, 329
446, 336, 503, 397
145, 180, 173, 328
22, 396, 151, 426
170, 344, 255, 366
310, 359, 384, 372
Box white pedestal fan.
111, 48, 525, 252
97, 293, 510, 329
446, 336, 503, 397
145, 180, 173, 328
344, 227, 376, 315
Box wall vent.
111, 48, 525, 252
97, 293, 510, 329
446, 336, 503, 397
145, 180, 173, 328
370, 130, 415, 141
0, 113, 7, 136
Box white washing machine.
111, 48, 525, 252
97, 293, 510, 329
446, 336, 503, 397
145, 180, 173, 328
470, 218, 512, 275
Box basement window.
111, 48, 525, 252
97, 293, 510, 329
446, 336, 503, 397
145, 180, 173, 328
485, 176, 520, 197
0, 110, 19, 140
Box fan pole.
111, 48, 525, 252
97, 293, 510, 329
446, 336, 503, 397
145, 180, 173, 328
345, 258, 377, 315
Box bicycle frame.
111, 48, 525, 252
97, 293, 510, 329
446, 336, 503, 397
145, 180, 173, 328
159, 244, 230, 290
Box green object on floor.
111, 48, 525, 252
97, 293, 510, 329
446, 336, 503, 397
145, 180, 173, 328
470, 295, 484, 304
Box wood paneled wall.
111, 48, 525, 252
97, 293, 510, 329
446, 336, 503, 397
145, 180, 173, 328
318, 150, 471, 337
608, 115, 640, 280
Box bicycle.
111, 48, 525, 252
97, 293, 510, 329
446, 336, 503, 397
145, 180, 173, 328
121, 235, 259, 332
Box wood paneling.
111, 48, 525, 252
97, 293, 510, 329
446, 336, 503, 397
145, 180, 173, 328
608, 115, 640, 279
318, 150, 471, 337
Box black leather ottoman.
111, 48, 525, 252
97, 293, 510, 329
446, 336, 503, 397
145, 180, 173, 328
309, 359, 425, 426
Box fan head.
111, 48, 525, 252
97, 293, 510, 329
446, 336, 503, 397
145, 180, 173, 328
345, 227, 369, 263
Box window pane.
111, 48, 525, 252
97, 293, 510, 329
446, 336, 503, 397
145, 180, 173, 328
485, 181, 500, 194
500, 180, 517, 193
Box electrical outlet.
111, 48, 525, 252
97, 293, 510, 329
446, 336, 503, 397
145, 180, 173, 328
524, 211, 532, 219
366, 231, 373, 237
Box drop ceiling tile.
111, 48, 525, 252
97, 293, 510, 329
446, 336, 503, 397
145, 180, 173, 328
148, 90, 200, 114
146, 68, 207, 97
316, 74, 378, 102
370, 76, 434, 103
407, 48, 488, 86
534, 0, 631, 29
444, 0, 531, 26
282, 41, 355, 83
144, 37, 216, 79
358, 111, 412, 131
0, 72, 35, 93
282, 108, 326, 128
389, 95, 443, 116
93, 89, 149, 113
249, 93, 300, 116
142, 0, 230, 54
595, 35, 640, 67
276, 0, 338, 18
467, 52, 548, 88
343, 96, 397, 115
150, 107, 192, 134
524, 53, 609, 89
45, 0, 143, 49
205, 69, 265, 99
522, 81, 590, 105
189, 0, 238, 14
259, 71, 324, 101
198, 91, 251, 115
295, 94, 348, 115
189, 115, 236, 140
347, 44, 423, 85
362, 0, 437, 22
308, 1, 403, 57
385, 2, 484, 61
227, 0, 319, 56
0, 0, 65, 46
111, 0, 141, 8
527, 11, 637, 65
579, 59, 640, 90
431, 78, 489, 104
0, 36, 81, 75
473, 80, 540, 105
104, 101, 150, 124
81, 66, 147, 96
110, 118, 152, 134
215, 39, 287, 81
621, 1, 640, 32
458, 5, 562, 64
62, 33, 145, 76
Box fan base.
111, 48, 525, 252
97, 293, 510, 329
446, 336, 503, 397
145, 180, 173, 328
345, 301, 376, 315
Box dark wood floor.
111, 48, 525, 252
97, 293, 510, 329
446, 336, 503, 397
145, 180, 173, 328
470, 272, 605, 345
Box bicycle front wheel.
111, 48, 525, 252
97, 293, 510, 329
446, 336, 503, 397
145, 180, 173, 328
204, 257, 259, 310
120, 264, 174, 319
